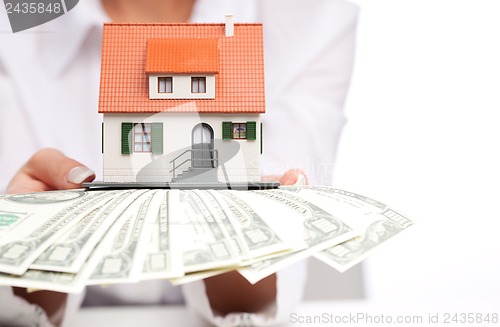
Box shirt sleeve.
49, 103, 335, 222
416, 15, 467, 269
182, 1, 359, 325
259, 0, 359, 185
182, 2, 359, 325
181, 259, 308, 327
62, 292, 86, 327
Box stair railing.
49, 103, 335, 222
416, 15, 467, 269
169, 149, 219, 181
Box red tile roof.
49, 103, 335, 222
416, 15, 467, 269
99, 23, 265, 114
146, 38, 219, 74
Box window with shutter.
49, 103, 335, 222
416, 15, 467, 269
122, 122, 163, 154
223, 121, 258, 140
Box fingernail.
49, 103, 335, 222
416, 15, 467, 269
294, 174, 306, 186
67, 166, 95, 184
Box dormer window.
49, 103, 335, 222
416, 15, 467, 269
191, 77, 206, 93
146, 38, 218, 100
158, 77, 173, 93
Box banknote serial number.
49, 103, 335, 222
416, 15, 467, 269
441, 312, 498, 324
5, 2, 62, 14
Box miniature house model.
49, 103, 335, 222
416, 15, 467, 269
99, 18, 265, 184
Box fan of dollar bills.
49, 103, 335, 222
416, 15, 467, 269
0, 186, 413, 293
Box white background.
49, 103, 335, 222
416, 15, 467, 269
334, 0, 500, 302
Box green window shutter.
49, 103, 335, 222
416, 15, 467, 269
260, 122, 263, 154
102, 122, 104, 154
152, 122, 163, 154
121, 122, 133, 155
247, 121, 256, 140
222, 121, 232, 140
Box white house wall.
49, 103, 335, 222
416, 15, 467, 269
149, 74, 216, 100
103, 112, 261, 183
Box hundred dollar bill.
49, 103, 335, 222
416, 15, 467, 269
0, 190, 120, 275
172, 190, 240, 273
140, 190, 183, 280
87, 190, 159, 285
30, 190, 147, 273
228, 189, 360, 284
282, 186, 414, 272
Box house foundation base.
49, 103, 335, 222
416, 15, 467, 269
83, 181, 280, 190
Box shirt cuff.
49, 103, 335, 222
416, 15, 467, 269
0, 286, 54, 327
181, 259, 308, 326
62, 290, 86, 327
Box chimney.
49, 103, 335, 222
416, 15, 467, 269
225, 14, 234, 37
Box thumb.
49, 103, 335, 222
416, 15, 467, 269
279, 169, 308, 186
8, 148, 95, 193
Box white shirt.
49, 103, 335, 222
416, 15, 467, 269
0, 0, 358, 326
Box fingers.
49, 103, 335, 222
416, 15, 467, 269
293, 174, 307, 186
261, 174, 281, 182
7, 148, 95, 193
261, 169, 308, 186
25, 148, 95, 189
